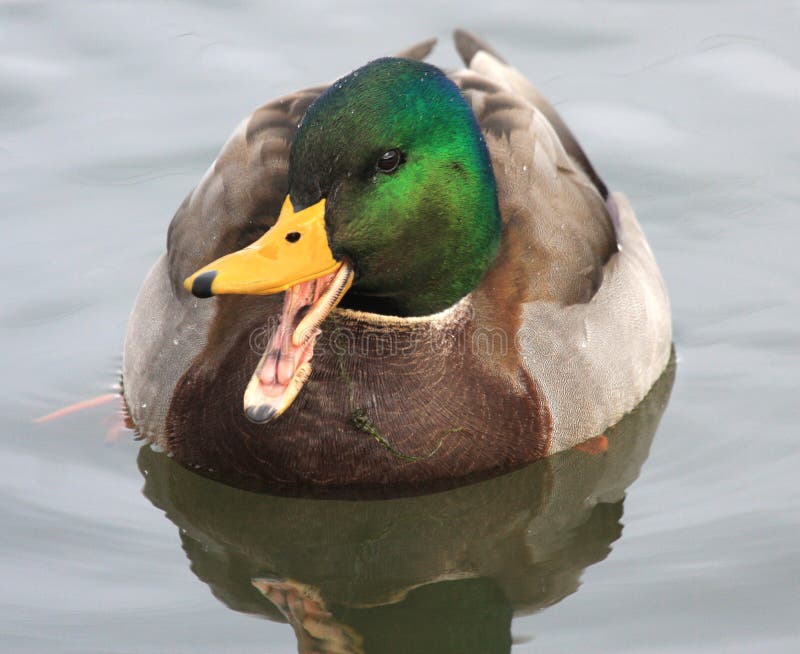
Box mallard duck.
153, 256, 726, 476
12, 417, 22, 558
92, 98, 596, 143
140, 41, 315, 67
123, 31, 671, 489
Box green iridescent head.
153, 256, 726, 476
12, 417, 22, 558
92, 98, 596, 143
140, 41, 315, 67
288, 57, 501, 317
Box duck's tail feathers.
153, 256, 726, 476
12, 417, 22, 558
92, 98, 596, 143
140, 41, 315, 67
454, 29, 506, 66
394, 37, 437, 62
456, 30, 612, 208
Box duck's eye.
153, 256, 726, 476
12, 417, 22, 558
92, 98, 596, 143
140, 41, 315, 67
376, 149, 402, 174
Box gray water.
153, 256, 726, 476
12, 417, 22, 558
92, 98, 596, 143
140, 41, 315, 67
2, 1, 799, 652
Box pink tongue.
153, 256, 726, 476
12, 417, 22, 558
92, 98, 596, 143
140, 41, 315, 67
254, 274, 332, 399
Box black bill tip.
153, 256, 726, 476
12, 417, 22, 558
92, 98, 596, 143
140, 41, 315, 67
191, 270, 217, 298
245, 404, 277, 424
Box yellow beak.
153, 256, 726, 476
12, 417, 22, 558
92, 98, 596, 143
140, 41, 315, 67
184, 197, 340, 297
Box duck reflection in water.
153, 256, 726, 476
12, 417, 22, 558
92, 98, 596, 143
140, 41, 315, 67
138, 359, 674, 653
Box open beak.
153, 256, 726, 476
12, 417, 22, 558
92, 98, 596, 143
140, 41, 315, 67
184, 196, 354, 423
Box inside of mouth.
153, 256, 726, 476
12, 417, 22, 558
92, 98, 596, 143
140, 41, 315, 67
243, 264, 352, 423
